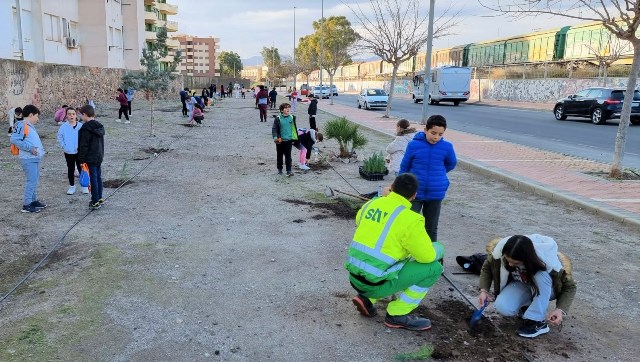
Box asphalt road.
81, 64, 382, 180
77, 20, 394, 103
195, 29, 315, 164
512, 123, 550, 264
326, 93, 640, 169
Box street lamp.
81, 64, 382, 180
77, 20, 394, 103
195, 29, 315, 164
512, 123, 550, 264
320, 0, 324, 87
293, 6, 297, 90
421, 0, 435, 124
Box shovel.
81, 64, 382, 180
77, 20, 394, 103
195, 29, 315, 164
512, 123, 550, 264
470, 299, 488, 328
324, 186, 371, 201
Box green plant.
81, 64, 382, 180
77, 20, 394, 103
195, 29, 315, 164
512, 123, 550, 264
324, 117, 368, 157
394, 345, 434, 360
363, 152, 387, 173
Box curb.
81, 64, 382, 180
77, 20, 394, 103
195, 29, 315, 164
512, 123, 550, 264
318, 106, 640, 231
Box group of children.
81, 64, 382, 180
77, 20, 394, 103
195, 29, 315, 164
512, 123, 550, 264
179, 87, 207, 126
9, 104, 106, 213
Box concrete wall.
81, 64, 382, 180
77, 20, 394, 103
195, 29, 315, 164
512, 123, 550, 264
0, 58, 182, 119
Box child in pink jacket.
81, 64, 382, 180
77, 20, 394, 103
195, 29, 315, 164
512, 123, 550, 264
189, 105, 204, 126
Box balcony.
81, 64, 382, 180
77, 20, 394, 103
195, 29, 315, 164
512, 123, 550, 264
166, 20, 178, 32
144, 11, 157, 24
166, 38, 180, 48
145, 31, 157, 41
157, 2, 178, 15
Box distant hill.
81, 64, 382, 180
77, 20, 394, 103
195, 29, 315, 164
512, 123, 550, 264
242, 56, 263, 67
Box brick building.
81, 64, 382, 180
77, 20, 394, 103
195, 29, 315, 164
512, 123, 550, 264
173, 35, 220, 77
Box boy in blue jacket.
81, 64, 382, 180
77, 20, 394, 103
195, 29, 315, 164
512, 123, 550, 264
399, 115, 456, 243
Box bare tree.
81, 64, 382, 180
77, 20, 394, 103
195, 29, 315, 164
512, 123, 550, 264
584, 35, 631, 86
346, 0, 460, 117
479, 0, 640, 178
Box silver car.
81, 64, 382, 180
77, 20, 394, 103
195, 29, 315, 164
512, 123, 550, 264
357, 88, 388, 110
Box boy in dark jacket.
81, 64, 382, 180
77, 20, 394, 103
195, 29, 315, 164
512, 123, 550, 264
399, 115, 456, 243
307, 98, 318, 131
269, 87, 278, 109
78, 105, 106, 209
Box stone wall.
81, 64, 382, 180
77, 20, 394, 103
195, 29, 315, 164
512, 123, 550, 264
0, 59, 183, 119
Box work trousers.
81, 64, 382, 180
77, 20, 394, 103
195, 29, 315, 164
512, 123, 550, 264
118, 105, 129, 120
494, 271, 555, 322
64, 153, 81, 186
20, 158, 41, 205
350, 260, 442, 316
411, 199, 442, 242
275, 140, 293, 172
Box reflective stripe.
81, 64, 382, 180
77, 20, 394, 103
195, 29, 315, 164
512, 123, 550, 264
347, 256, 405, 278
409, 285, 429, 294
349, 241, 396, 265
373, 205, 406, 249
399, 293, 423, 305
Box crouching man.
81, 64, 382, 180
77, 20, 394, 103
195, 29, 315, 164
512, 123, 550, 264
345, 173, 444, 331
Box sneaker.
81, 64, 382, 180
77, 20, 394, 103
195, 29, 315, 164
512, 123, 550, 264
67, 185, 76, 195
517, 319, 550, 338
299, 164, 310, 170
352, 295, 377, 317
90, 201, 102, 209
278, 169, 283, 175
124, 120, 131, 124
98, 198, 105, 205
81, 187, 89, 194
21, 204, 40, 213
30, 200, 47, 209
115, 119, 121, 123
286, 172, 294, 177
384, 314, 432, 331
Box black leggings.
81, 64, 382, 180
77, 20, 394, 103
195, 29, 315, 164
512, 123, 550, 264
276, 140, 293, 172
118, 105, 129, 120
64, 153, 81, 186
128, 100, 132, 115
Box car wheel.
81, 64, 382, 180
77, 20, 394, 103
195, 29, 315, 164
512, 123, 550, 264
631, 118, 640, 125
454, 101, 460, 106
364, 102, 369, 110
591, 107, 606, 124
414, 98, 419, 103
554, 105, 567, 120
357, 101, 361, 109
429, 96, 435, 105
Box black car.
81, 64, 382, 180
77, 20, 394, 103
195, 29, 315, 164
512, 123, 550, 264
553, 87, 640, 125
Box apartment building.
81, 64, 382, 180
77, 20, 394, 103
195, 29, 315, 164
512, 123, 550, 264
173, 35, 220, 77
144, 0, 179, 68
0, 0, 178, 70
241, 65, 269, 83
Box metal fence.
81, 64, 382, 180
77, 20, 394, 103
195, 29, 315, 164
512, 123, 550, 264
472, 61, 632, 80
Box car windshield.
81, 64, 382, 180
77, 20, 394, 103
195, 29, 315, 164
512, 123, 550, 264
366, 89, 386, 96
610, 90, 640, 101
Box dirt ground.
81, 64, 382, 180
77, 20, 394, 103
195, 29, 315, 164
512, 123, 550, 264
0, 96, 638, 361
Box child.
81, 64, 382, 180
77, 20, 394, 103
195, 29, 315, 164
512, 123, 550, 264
126, 88, 135, 115
57, 107, 87, 195
7, 106, 22, 136
10, 105, 46, 213
116, 88, 130, 124
399, 115, 456, 243
256, 85, 269, 122
190, 104, 204, 126
385, 119, 416, 176
290, 87, 298, 113
269, 87, 278, 109
54, 104, 68, 125
186, 92, 196, 119
271, 103, 298, 176
78, 104, 105, 209
478, 234, 576, 338
294, 128, 323, 170
307, 98, 318, 131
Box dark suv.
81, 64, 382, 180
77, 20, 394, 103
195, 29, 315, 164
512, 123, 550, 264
553, 87, 640, 125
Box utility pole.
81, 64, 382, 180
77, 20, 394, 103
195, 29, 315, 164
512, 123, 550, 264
293, 6, 297, 90
272, 41, 275, 88
320, 0, 324, 88
421, 0, 435, 124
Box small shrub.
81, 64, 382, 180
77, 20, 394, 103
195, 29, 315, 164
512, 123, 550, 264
363, 152, 387, 173
324, 117, 368, 158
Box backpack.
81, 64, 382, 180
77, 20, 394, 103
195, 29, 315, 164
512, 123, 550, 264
10, 122, 28, 156
455, 253, 488, 275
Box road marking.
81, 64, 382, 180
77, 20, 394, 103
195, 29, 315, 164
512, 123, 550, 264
594, 199, 640, 203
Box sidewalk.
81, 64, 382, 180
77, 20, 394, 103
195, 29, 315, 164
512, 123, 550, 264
316, 99, 640, 228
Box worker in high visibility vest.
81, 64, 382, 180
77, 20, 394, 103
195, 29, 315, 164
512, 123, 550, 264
345, 173, 444, 331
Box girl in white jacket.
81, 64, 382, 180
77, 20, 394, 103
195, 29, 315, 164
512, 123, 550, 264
385, 119, 416, 175
57, 107, 86, 195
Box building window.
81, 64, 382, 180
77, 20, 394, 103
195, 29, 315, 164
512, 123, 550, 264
44, 13, 61, 42
113, 28, 123, 49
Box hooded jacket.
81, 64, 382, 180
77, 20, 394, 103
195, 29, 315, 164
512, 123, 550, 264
57, 121, 83, 154
78, 120, 105, 164
10, 120, 45, 160
308, 99, 318, 116
398, 132, 456, 200
386, 128, 417, 173
479, 234, 576, 312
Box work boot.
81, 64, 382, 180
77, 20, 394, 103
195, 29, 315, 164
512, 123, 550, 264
384, 314, 432, 331
352, 295, 377, 317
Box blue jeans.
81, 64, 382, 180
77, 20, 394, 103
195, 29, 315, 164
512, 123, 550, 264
494, 271, 554, 322
88, 163, 103, 203
20, 158, 40, 205
410, 199, 442, 242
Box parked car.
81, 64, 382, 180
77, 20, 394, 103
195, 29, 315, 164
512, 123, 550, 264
357, 88, 389, 110
300, 84, 309, 96
310, 85, 330, 99
330, 84, 339, 96
553, 87, 640, 125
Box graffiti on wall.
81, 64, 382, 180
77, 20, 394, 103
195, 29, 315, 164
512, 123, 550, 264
9, 65, 26, 95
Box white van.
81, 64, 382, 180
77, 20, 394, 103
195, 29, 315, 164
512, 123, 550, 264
412, 66, 471, 106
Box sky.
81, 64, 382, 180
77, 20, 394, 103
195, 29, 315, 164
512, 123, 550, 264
174, 0, 587, 63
